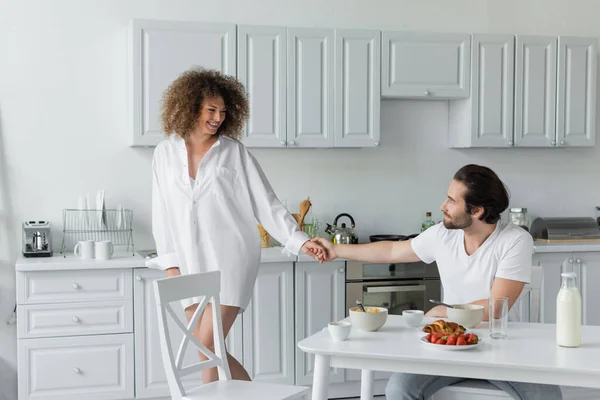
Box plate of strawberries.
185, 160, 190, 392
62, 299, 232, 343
421, 331, 481, 350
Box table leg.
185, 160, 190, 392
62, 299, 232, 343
360, 369, 374, 400
311, 354, 330, 400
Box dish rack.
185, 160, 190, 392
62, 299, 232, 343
61, 209, 135, 256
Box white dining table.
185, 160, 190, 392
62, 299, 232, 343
297, 315, 600, 400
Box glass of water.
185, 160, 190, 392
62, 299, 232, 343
489, 296, 509, 339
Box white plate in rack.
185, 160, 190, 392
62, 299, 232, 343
420, 335, 482, 351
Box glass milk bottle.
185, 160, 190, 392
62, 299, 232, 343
556, 272, 582, 347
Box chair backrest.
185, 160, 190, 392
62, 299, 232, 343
153, 270, 231, 398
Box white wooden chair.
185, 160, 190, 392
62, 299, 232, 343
431, 266, 544, 400
153, 270, 309, 400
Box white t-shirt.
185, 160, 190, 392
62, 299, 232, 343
411, 221, 533, 306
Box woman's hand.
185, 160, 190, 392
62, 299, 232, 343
301, 241, 326, 263
310, 237, 337, 261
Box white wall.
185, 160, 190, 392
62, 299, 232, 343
1, 0, 600, 394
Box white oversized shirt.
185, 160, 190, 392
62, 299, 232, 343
410, 221, 532, 308
147, 135, 310, 311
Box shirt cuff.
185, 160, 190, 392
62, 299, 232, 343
145, 252, 179, 270
283, 230, 310, 256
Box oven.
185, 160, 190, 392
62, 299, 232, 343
345, 260, 441, 316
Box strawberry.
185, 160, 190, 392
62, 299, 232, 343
467, 334, 479, 344
446, 335, 457, 345
426, 333, 433, 343
456, 336, 467, 346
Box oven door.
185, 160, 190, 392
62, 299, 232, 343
346, 279, 441, 316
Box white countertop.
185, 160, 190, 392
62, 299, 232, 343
15, 247, 323, 271
533, 241, 600, 253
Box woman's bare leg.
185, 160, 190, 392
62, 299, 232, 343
185, 303, 251, 383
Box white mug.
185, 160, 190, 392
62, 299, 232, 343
327, 321, 352, 342
95, 241, 114, 260
74, 240, 95, 259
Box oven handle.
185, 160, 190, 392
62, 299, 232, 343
364, 285, 426, 293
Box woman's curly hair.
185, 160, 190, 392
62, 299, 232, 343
160, 67, 249, 140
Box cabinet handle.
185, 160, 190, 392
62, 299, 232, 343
72, 283, 80, 289
72, 316, 80, 323
339, 267, 345, 273
424, 90, 431, 96
550, 140, 556, 146
568, 258, 573, 263
135, 276, 142, 282
560, 140, 566, 145
374, 141, 380, 146
73, 367, 81, 374
508, 141, 514, 146
280, 140, 286, 146
289, 140, 296, 146
576, 258, 582, 264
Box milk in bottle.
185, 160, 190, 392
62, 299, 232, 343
556, 272, 582, 347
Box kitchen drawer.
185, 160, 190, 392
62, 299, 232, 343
18, 334, 134, 400
17, 269, 132, 304
18, 300, 133, 338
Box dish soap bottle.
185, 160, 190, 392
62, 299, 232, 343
556, 272, 582, 347
421, 212, 436, 232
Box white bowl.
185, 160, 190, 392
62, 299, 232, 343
328, 321, 352, 342
349, 307, 388, 332
402, 310, 424, 327
447, 304, 485, 328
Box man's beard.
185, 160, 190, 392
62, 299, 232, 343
443, 212, 473, 229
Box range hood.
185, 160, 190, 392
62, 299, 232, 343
530, 217, 600, 242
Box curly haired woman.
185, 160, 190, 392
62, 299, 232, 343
148, 67, 325, 383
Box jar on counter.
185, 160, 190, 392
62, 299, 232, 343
509, 208, 529, 231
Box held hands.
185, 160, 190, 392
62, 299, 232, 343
309, 237, 337, 261
300, 240, 327, 263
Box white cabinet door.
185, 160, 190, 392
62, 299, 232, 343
238, 25, 287, 148
334, 29, 381, 148
133, 269, 243, 398
469, 34, 515, 147
534, 253, 570, 324
295, 261, 346, 386
381, 31, 470, 98
130, 20, 236, 146
574, 252, 600, 326
242, 262, 294, 384
556, 37, 597, 147
514, 36, 557, 147
287, 28, 334, 148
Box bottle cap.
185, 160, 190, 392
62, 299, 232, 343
426, 212, 432, 216
561, 272, 577, 278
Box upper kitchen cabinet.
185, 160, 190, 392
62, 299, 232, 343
449, 34, 515, 148
556, 37, 597, 147
334, 30, 381, 147
238, 25, 287, 148
514, 35, 557, 147
287, 28, 335, 148
381, 32, 470, 99
130, 19, 236, 146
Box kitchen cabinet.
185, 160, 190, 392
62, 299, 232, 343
334, 29, 381, 147
294, 261, 346, 386
286, 28, 335, 148
130, 19, 236, 146
381, 31, 470, 98
242, 262, 295, 384
449, 34, 515, 148
534, 252, 600, 325
133, 268, 243, 398
557, 37, 597, 147
514, 35, 557, 147
237, 25, 287, 148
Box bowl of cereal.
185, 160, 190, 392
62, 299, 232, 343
349, 306, 388, 332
